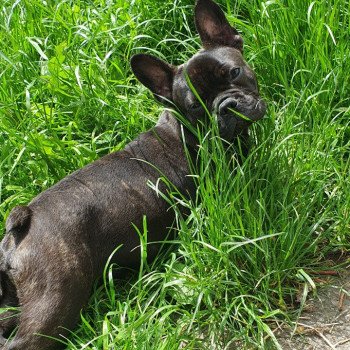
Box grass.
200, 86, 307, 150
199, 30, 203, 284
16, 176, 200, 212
0, 0, 349, 348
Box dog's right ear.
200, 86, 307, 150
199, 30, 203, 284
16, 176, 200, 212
195, 0, 243, 52
131, 54, 176, 105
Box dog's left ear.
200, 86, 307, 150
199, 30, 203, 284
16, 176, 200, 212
195, 0, 243, 52
131, 54, 176, 105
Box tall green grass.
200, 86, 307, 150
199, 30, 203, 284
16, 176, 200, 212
0, 0, 349, 348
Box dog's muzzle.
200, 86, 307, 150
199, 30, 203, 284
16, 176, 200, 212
213, 89, 266, 141
214, 89, 266, 121
217, 97, 238, 118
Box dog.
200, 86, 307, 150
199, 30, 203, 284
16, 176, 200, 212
0, 0, 266, 348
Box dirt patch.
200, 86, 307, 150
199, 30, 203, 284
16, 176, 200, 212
276, 267, 350, 349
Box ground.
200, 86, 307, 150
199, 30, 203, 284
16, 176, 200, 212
276, 267, 350, 350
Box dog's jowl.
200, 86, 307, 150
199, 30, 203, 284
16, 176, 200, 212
0, 0, 266, 349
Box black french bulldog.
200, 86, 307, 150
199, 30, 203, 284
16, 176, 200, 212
0, 0, 266, 349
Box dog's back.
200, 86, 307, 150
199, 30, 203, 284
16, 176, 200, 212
0, 0, 266, 348
0, 117, 194, 349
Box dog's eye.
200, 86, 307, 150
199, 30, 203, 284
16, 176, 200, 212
189, 101, 201, 110
230, 67, 241, 80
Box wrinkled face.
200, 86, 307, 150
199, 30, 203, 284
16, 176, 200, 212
131, 0, 267, 144
173, 46, 266, 141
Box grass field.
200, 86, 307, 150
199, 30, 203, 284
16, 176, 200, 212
0, 0, 349, 348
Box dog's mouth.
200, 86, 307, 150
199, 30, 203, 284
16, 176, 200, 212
216, 96, 249, 122
214, 91, 266, 122
213, 90, 266, 141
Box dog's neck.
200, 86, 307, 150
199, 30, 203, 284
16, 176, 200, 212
156, 110, 250, 157
156, 110, 199, 150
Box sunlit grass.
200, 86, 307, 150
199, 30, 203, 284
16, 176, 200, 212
0, 0, 349, 348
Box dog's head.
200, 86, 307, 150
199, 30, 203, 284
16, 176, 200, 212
131, 0, 266, 143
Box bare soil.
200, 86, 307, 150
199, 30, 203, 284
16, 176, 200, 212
275, 266, 350, 350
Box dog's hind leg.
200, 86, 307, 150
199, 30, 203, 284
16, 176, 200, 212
0, 276, 19, 342
2, 270, 93, 350
0, 205, 95, 350
0, 259, 20, 343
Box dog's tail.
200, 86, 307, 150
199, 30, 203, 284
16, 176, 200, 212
5, 205, 32, 243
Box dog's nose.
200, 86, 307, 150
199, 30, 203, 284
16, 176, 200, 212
218, 98, 237, 116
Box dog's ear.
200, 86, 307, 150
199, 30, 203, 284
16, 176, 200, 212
195, 0, 243, 52
131, 54, 176, 104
